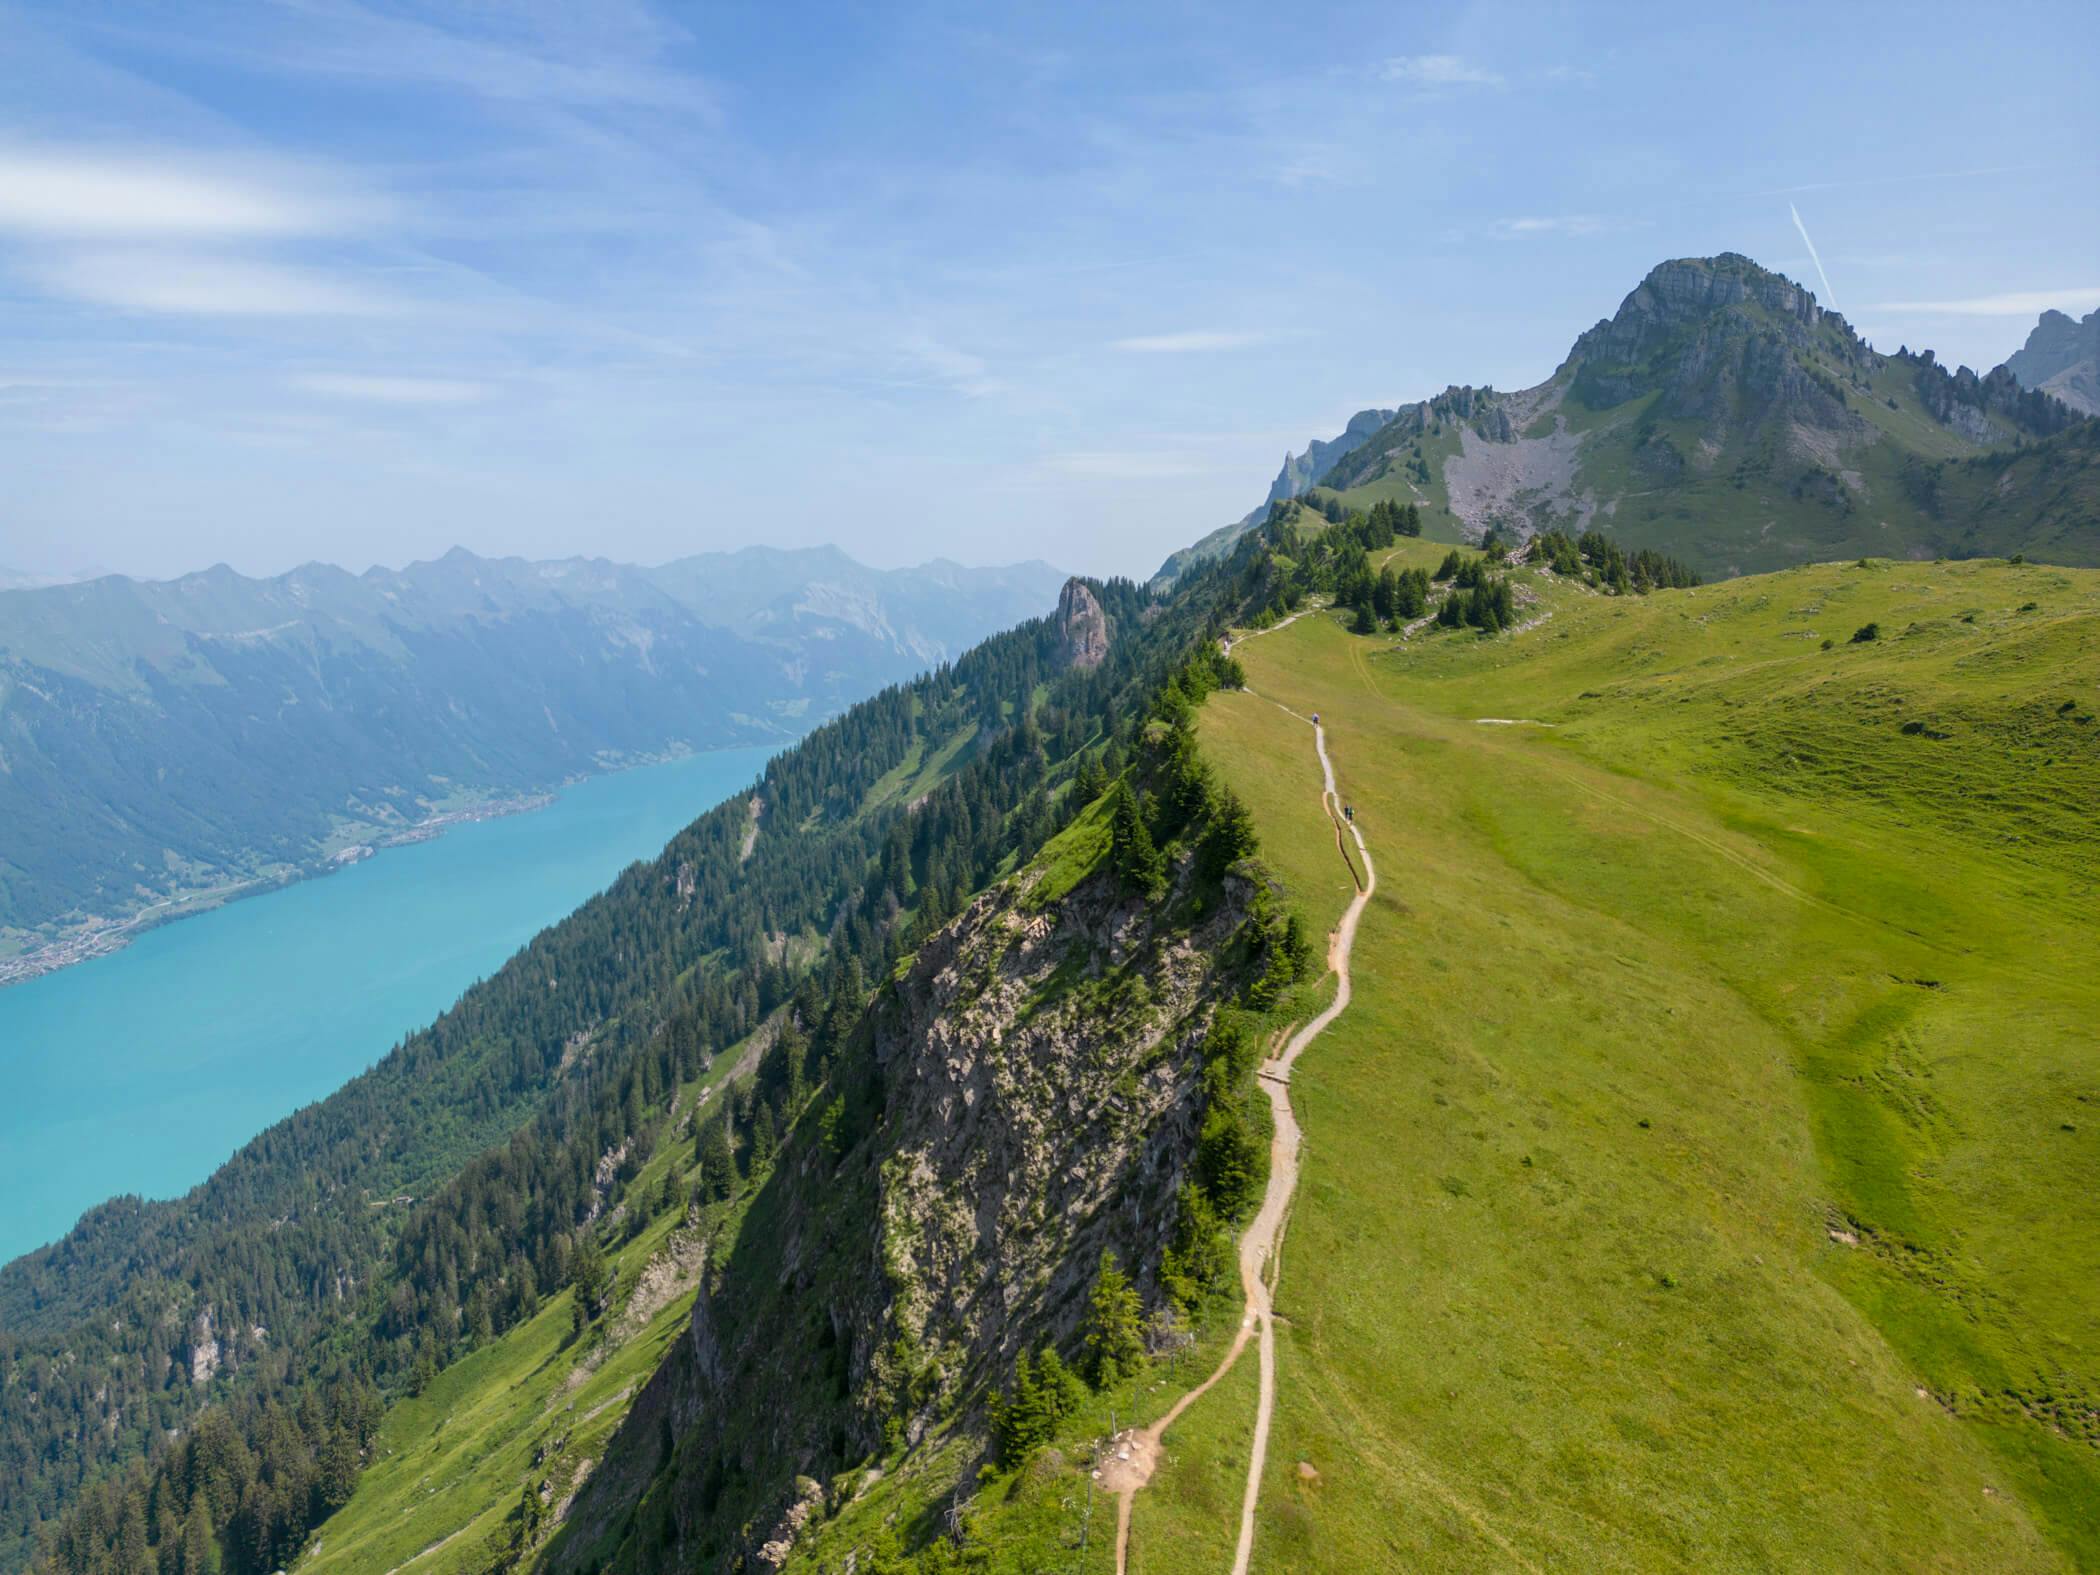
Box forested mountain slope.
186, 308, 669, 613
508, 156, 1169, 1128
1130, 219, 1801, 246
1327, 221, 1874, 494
1158, 253, 2099, 583
0, 545, 1061, 971
8, 549, 1267, 1574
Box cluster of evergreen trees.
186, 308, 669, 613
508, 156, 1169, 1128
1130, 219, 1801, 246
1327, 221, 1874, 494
1239, 495, 1419, 627
1423, 549, 1517, 632
1298, 492, 1423, 541
984, 1248, 1147, 1464
1531, 528, 1700, 593
31, 1381, 381, 1575
1345, 565, 1434, 633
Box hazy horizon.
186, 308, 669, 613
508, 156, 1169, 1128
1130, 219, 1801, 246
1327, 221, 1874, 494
0, 536, 1070, 590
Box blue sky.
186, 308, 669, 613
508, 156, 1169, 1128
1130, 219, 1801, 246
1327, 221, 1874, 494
0, 0, 2094, 583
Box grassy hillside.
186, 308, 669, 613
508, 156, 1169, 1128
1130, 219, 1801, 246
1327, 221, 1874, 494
1308, 388, 2100, 579
1168, 550, 2098, 1568
296, 1034, 765, 1575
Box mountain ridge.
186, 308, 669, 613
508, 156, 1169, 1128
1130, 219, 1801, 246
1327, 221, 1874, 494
1156, 251, 2097, 582
0, 544, 1065, 973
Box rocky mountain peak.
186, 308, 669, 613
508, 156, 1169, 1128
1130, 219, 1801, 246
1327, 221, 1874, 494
1265, 406, 1398, 503
2006, 306, 2100, 416
1056, 578, 1110, 670
1562, 252, 1866, 424
1568, 254, 1834, 377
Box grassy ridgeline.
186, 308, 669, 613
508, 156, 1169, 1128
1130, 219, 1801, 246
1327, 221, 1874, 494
1171, 552, 2097, 1569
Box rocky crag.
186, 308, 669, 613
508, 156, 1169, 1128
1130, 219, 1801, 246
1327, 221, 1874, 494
1055, 578, 1111, 670
2006, 306, 2100, 416
545, 831, 1257, 1572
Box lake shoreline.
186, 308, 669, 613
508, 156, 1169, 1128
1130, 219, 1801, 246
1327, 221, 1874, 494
0, 743, 781, 1264
0, 743, 775, 990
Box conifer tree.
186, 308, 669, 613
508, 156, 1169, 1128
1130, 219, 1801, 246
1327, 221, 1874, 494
569, 1231, 611, 1323
696, 1114, 738, 1202
1372, 568, 1398, 622
1161, 1183, 1233, 1310
1034, 1344, 1084, 1422
750, 1102, 778, 1169
1107, 781, 1166, 899
1202, 789, 1259, 876
181, 1493, 221, 1575
1083, 1250, 1147, 1385
1197, 1101, 1264, 1217
1072, 753, 1108, 804
991, 1350, 1046, 1462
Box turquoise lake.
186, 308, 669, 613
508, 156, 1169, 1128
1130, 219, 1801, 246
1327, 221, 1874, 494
0, 746, 773, 1264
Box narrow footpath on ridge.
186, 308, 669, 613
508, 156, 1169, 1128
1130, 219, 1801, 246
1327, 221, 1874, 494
1100, 674, 1375, 1575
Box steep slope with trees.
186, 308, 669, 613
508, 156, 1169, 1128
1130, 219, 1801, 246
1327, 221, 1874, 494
11, 538, 1302, 1574
2, 561, 1174, 1574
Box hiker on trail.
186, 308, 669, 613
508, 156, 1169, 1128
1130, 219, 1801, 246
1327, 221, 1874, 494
1312, 711, 1320, 724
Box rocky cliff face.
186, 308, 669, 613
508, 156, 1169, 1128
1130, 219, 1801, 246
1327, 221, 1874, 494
1056, 578, 1111, 670
1265, 406, 1398, 503
869, 852, 1247, 1401
1903, 351, 2082, 442
2006, 307, 2100, 416
544, 841, 1253, 1573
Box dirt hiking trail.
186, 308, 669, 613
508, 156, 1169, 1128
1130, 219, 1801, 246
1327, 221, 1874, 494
1104, 699, 1374, 1575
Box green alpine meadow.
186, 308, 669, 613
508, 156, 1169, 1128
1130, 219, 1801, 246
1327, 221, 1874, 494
4, 8, 2098, 1572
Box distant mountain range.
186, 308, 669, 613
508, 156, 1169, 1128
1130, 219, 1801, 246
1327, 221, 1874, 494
1159, 253, 2099, 581
2006, 306, 2100, 415
0, 545, 1063, 967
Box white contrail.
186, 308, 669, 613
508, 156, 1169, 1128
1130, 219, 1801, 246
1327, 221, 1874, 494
1789, 202, 1838, 308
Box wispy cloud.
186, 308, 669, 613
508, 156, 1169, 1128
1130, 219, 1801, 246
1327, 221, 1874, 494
1381, 55, 1503, 88
1492, 214, 1608, 238
0, 145, 403, 322
93, 0, 716, 117
1864, 287, 2100, 317
1111, 330, 1266, 354
1266, 147, 1358, 189
27, 252, 401, 316
1788, 203, 1838, 308
0, 147, 380, 238
896, 335, 1003, 399
294, 373, 488, 404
